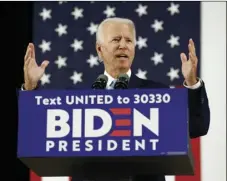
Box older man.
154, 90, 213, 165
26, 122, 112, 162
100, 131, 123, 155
22, 17, 210, 181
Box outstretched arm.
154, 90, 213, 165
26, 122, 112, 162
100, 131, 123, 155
180, 39, 210, 138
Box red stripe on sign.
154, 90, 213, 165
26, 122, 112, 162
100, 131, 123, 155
30, 171, 41, 181
115, 119, 131, 126
110, 108, 131, 115
110, 130, 131, 136
176, 138, 201, 181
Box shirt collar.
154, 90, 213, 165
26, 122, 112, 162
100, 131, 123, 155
104, 69, 132, 89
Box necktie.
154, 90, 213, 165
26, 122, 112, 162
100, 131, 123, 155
108, 80, 116, 89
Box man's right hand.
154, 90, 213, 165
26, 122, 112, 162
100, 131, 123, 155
23, 43, 49, 90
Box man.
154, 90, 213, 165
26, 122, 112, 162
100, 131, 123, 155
22, 17, 210, 181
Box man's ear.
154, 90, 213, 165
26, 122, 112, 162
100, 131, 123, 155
96, 42, 101, 53
96, 42, 102, 59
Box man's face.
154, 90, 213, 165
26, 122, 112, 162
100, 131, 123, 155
96, 22, 135, 73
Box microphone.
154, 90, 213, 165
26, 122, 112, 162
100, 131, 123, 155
91, 74, 108, 89
114, 73, 129, 89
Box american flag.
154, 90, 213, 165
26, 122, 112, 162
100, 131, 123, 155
31, 1, 203, 181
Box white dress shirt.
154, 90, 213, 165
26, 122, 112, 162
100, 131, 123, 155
104, 69, 132, 89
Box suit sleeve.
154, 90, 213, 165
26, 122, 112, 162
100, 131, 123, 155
16, 82, 41, 99
151, 80, 210, 138
188, 81, 210, 138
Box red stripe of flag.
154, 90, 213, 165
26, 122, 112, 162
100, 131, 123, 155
30, 171, 41, 181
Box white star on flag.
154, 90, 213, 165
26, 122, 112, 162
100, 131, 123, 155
55, 56, 67, 69
151, 52, 164, 65
151, 19, 164, 33
167, 2, 180, 16
39, 8, 51, 21
70, 71, 83, 84
103, 5, 116, 18
55, 23, 67, 37
136, 68, 147, 79
87, 54, 99, 68
167, 67, 180, 81
40, 73, 51, 85
58, 1, 67, 5
135, 4, 148, 17
87, 22, 98, 35
71, 7, 83, 20
70, 39, 83, 52
136, 36, 147, 49
38, 40, 51, 53
167, 34, 180, 48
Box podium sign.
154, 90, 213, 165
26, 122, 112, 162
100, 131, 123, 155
17, 88, 194, 178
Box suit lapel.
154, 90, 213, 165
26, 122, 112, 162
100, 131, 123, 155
128, 73, 141, 89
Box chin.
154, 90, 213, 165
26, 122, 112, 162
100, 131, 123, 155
119, 59, 131, 66
118, 63, 131, 70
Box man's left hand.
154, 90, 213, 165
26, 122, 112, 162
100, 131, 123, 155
180, 38, 198, 86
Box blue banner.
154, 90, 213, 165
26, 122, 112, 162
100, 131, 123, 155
17, 88, 188, 157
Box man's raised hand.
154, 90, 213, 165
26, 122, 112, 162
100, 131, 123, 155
23, 43, 49, 90
180, 38, 198, 86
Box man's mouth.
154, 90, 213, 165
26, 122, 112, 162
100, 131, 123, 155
116, 54, 129, 58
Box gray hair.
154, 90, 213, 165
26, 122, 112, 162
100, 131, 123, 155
96, 17, 137, 44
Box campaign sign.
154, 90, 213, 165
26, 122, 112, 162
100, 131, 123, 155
17, 88, 194, 177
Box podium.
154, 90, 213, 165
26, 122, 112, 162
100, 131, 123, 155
17, 88, 194, 179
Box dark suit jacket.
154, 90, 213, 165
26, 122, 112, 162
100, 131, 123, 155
70, 72, 210, 181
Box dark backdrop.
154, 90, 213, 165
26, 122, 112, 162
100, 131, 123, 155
1, 2, 33, 181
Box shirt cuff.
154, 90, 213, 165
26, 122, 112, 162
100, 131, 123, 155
183, 78, 202, 89
21, 83, 26, 91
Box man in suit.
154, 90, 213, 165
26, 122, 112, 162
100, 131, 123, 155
22, 17, 210, 181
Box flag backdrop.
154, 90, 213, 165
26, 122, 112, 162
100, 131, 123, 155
31, 1, 202, 181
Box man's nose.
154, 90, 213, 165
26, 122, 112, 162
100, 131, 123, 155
119, 39, 127, 49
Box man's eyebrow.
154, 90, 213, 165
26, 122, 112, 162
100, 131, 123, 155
111, 36, 132, 39
112, 36, 121, 39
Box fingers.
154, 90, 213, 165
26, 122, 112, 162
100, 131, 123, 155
40, 60, 49, 70
188, 39, 198, 64
24, 43, 49, 72
189, 52, 198, 65
189, 39, 196, 51
24, 43, 37, 70
26, 57, 35, 69
29, 43, 36, 59
180, 53, 187, 63
24, 57, 31, 68
24, 46, 31, 63
181, 39, 198, 68
188, 38, 196, 56
24, 43, 35, 60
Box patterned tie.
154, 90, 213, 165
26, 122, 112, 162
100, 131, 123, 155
108, 79, 117, 89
